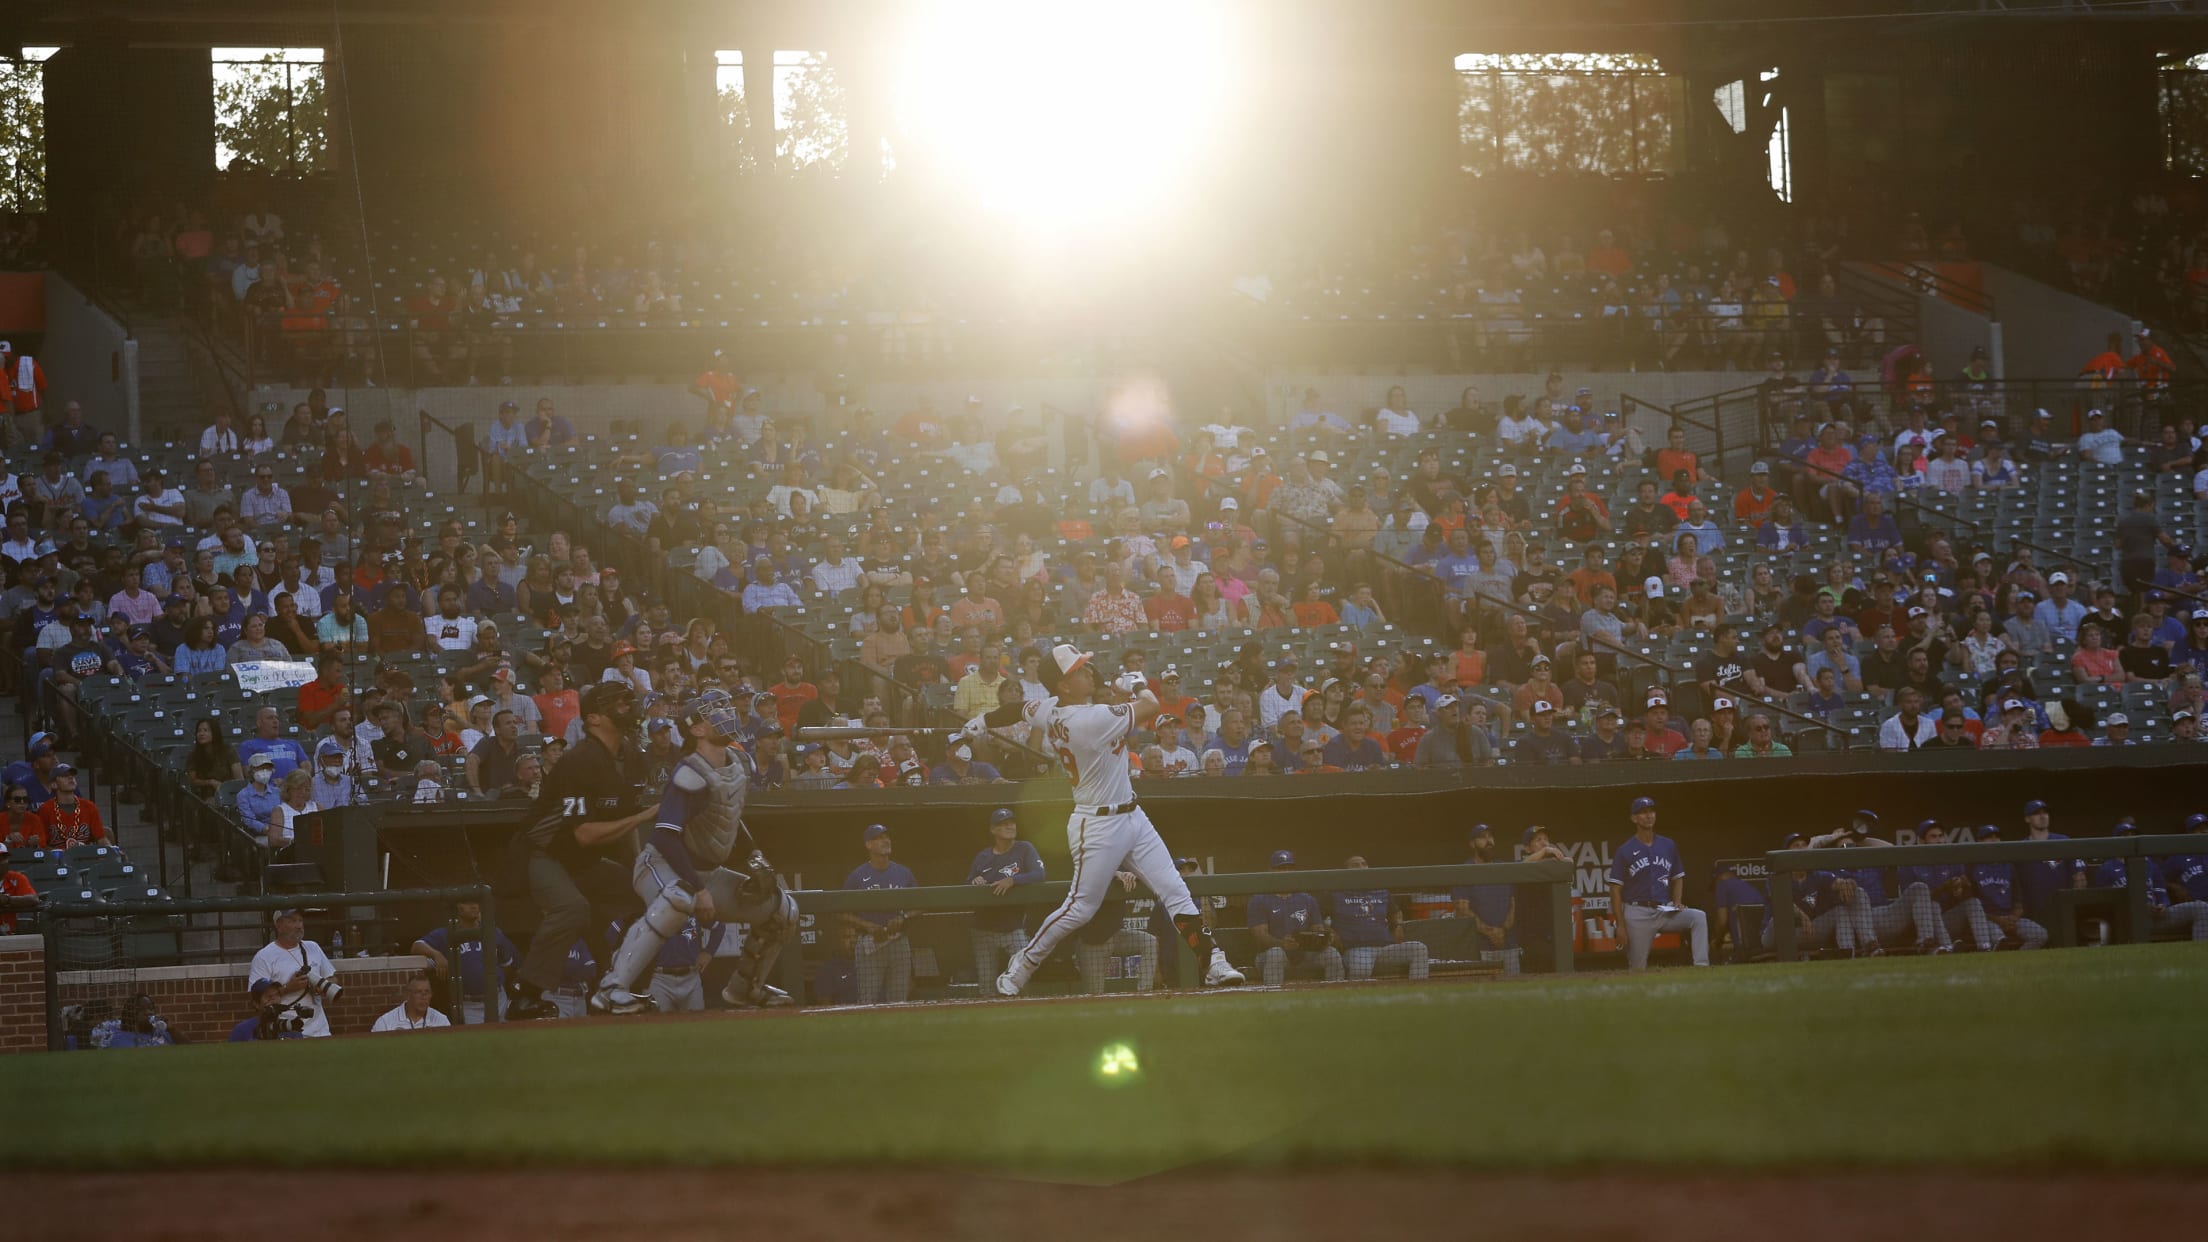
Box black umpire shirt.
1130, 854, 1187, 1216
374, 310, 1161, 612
536, 734, 645, 870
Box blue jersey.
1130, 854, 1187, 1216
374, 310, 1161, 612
1450, 855, 1514, 927
1712, 874, 1765, 913
2090, 858, 2169, 909
842, 860, 917, 927
1326, 889, 1395, 949
2163, 853, 2208, 903
419, 924, 520, 999
1898, 862, 1964, 891
1247, 892, 1323, 940
1847, 866, 1890, 906
965, 841, 1046, 933
610, 914, 713, 969
1969, 862, 2019, 914
2016, 834, 2080, 917
1609, 833, 1685, 905
561, 939, 598, 989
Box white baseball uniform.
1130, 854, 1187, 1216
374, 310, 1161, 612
1004, 695, 1202, 983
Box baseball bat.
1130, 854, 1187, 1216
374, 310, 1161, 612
794, 726, 966, 742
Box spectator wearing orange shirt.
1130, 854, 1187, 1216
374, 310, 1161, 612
1733, 460, 1781, 528
0, 841, 36, 933
1653, 425, 1703, 485
1586, 229, 1632, 277
35, 764, 107, 849
1292, 582, 1340, 628
1142, 574, 1196, 633
2079, 331, 2129, 383
1449, 625, 1487, 688
2130, 330, 2176, 390
767, 655, 820, 733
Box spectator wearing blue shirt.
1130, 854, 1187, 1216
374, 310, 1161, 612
1801, 628, 1865, 695
524, 397, 575, 449
1844, 491, 1904, 558
1754, 496, 1808, 553
741, 562, 804, 612
1806, 352, 1853, 408
1320, 704, 1388, 770
1287, 389, 1350, 436
1328, 854, 1429, 980
1248, 851, 1344, 985
235, 751, 285, 839
236, 704, 309, 781
1671, 718, 1726, 759
2032, 573, 2088, 643
1544, 408, 1604, 457
841, 824, 916, 1004
481, 400, 529, 494
1670, 499, 1724, 554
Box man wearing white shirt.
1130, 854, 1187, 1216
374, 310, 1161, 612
133, 465, 185, 527
370, 976, 452, 1032
1495, 402, 1545, 452
1257, 657, 1311, 731
1088, 467, 1135, 508
765, 462, 818, 518
2077, 409, 2125, 465
1200, 419, 1256, 453
248, 907, 338, 1038
810, 535, 866, 595
605, 483, 657, 535
1877, 686, 1940, 751
424, 587, 479, 651
1164, 538, 1208, 596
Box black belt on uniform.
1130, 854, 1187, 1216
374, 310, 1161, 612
654, 965, 696, 977
1074, 800, 1140, 817
1628, 900, 1663, 909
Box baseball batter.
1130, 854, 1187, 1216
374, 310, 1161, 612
963, 643, 1244, 995
598, 689, 798, 1012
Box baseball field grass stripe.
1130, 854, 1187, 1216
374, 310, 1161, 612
8, 946, 2205, 1175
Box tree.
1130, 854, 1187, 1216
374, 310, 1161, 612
775, 53, 848, 172
717, 75, 757, 173
213, 52, 328, 173
1456, 52, 1675, 177
0, 56, 47, 213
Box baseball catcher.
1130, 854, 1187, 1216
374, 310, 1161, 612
597, 689, 798, 1012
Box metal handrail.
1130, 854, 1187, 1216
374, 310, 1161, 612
1850, 259, 1997, 318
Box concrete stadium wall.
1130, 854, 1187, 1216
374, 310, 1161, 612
1980, 264, 2137, 378
0, 939, 429, 1054
41, 273, 138, 439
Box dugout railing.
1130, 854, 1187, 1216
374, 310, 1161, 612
1763, 835, 2196, 962
38, 884, 500, 1051
777, 860, 1577, 1003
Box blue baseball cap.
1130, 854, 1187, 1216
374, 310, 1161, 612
1520, 826, 1546, 846
863, 824, 889, 842
1469, 823, 1493, 841
247, 978, 279, 998
1269, 849, 1296, 869
1977, 824, 2003, 841
1852, 809, 1880, 827
1916, 819, 1939, 835
989, 807, 1017, 825
2112, 820, 2138, 837
2186, 813, 2208, 831
1629, 796, 1656, 814
2023, 799, 2048, 816
27, 731, 54, 759
1782, 831, 1807, 847
1174, 856, 1199, 870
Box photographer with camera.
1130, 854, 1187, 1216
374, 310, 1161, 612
246, 907, 342, 1037
227, 978, 306, 1041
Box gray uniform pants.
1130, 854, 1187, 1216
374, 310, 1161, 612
1344, 941, 1431, 980
2156, 901, 2208, 940
1255, 945, 1345, 986
1075, 929, 1158, 992
969, 927, 1028, 986
650, 969, 704, 1013
1857, 882, 1949, 950
1621, 903, 1710, 970
1942, 898, 2000, 952
1764, 907, 1857, 954
1984, 910, 2051, 949
550, 989, 590, 1020
519, 854, 631, 995
854, 933, 912, 1004
457, 993, 509, 1025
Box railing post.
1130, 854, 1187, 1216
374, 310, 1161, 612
2123, 855, 2154, 946
1548, 879, 1575, 974
1769, 867, 1797, 962
479, 883, 505, 1023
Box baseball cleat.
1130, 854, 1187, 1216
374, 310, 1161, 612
994, 970, 1024, 997
1919, 941, 1953, 955
588, 985, 653, 1016
1203, 956, 1246, 987
507, 994, 556, 1021
721, 980, 795, 1008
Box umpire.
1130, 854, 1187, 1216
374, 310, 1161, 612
506, 682, 655, 1019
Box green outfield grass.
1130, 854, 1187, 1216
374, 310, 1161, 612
11, 947, 2206, 1179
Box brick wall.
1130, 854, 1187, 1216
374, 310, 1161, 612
0, 936, 45, 1054
0, 937, 430, 1052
